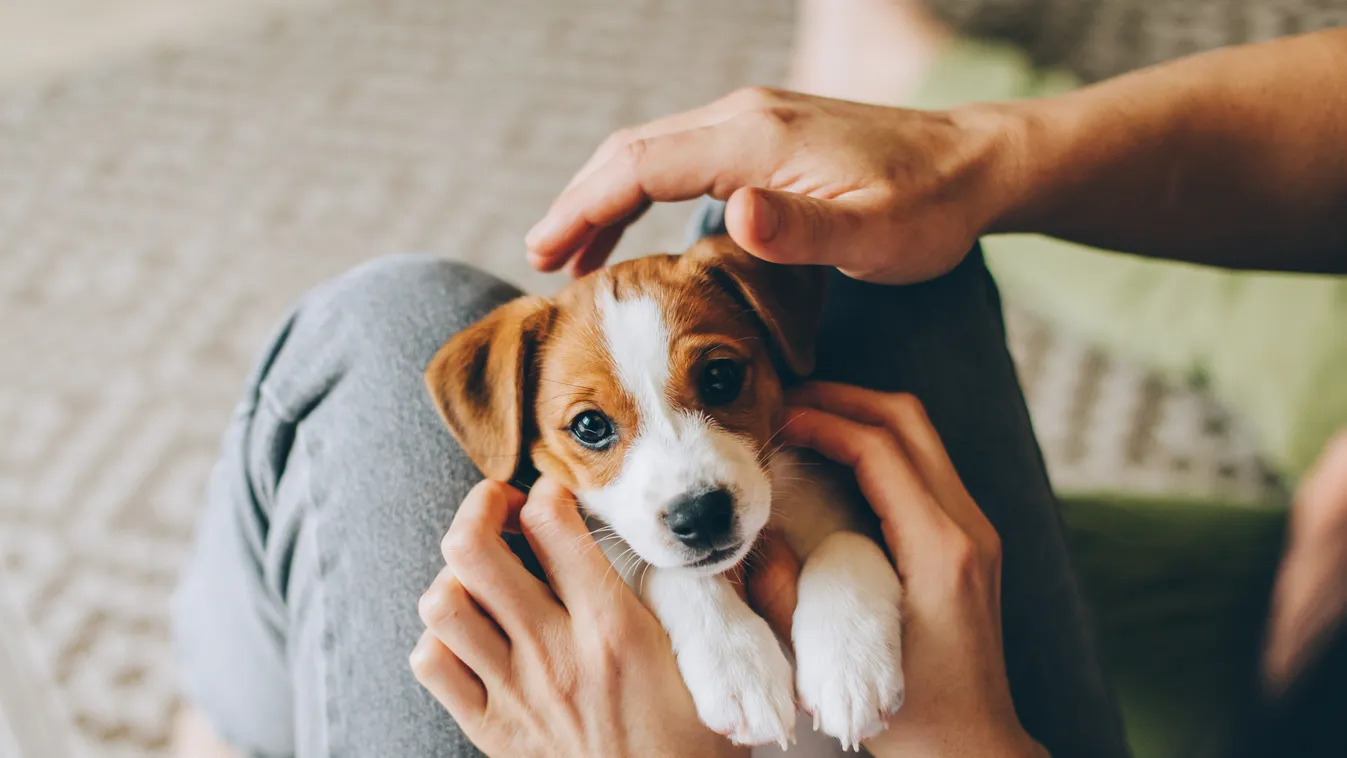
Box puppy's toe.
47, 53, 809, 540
680, 614, 796, 747
798, 649, 904, 749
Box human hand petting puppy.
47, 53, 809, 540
412, 385, 1046, 758
525, 86, 1002, 285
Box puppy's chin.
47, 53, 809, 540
681, 539, 755, 575
625, 535, 755, 575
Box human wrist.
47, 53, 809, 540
972, 73, 1199, 247
973, 91, 1130, 239
863, 718, 1048, 758
944, 100, 1040, 240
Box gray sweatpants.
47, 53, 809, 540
171, 204, 1131, 758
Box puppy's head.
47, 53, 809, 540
427, 236, 826, 572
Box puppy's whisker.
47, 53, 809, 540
558, 522, 610, 550
766, 501, 796, 525
538, 391, 590, 405
602, 546, 635, 589
621, 551, 643, 586
537, 378, 597, 392
737, 549, 761, 575
573, 530, 624, 558
579, 532, 624, 548
763, 412, 805, 450
587, 535, 627, 551
605, 547, 642, 593
718, 334, 760, 346
638, 560, 653, 594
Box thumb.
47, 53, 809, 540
724, 186, 860, 268
520, 477, 620, 611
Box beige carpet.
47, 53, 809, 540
0, 0, 330, 87
0, 0, 1280, 755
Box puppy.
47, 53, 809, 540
425, 236, 905, 752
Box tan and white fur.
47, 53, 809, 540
425, 237, 904, 753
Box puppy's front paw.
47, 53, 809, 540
678, 611, 796, 747
793, 533, 905, 751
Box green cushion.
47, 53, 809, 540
908, 40, 1347, 481
1062, 495, 1285, 757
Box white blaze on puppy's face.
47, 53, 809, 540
572, 285, 772, 572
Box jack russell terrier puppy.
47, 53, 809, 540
425, 236, 905, 753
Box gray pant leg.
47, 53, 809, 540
691, 200, 1131, 758
172, 254, 510, 758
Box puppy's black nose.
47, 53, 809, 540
664, 488, 735, 550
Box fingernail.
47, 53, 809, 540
418, 589, 443, 619
525, 215, 558, 250
752, 192, 780, 243
409, 635, 431, 668
531, 475, 569, 501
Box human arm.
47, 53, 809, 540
994, 28, 1347, 273
527, 29, 1347, 282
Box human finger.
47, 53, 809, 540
519, 476, 629, 615
787, 383, 990, 541
410, 630, 488, 723
419, 567, 512, 685
779, 406, 955, 562
561, 93, 750, 193
526, 122, 763, 267
442, 480, 565, 636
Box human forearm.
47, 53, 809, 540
984, 29, 1347, 274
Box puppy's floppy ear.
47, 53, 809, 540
425, 295, 555, 482
685, 235, 827, 378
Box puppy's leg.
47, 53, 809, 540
793, 531, 904, 750
643, 568, 796, 747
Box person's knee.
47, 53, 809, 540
238, 252, 524, 452
330, 253, 495, 300
288, 254, 523, 380
314, 253, 519, 340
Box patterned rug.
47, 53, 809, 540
0, 0, 1280, 755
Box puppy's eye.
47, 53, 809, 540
699, 359, 744, 406
570, 410, 615, 450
